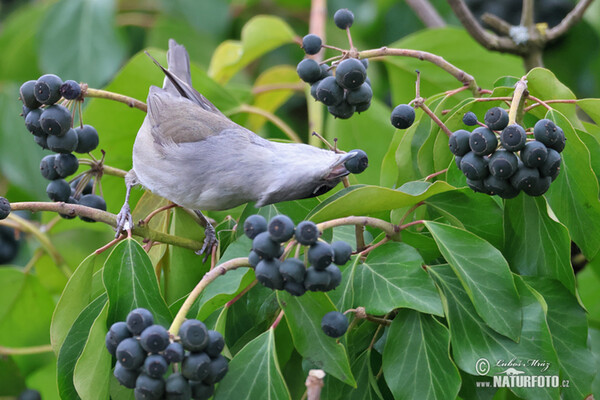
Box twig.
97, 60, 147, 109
83, 87, 147, 112
142, 203, 177, 226
316, 216, 400, 240
225, 280, 258, 308
425, 169, 448, 181
399, 219, 425, 230
227, 104, 302, 143
508, 78, 529, 125
0, 344, 53, 355
405, 0, 446, 28
416, 101, 453, 137
270, 310, 285, 330
398, 201, 424, 227
546, 0, 595, 41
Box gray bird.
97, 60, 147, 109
116, 39, 358, 253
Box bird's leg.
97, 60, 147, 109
115, 170, 137, 238
193, 209, 218, 260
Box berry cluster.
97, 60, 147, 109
390, 103, 416, 130
450, 108, 565, 198
321, 311, 349, 338
106, 308, 228, 400
244, 214, 353, 296
19, 75, 105, 220
297, 9, 372, 119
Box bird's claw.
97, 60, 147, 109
195, 223, 218, 263
115, 203, 133, 239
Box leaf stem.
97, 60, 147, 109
168, 257, 251, 335
508, 77, 529, 125
0, 344, 53, 355
316, 216, 400, 240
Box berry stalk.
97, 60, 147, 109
83, 87, 147, 112
508, 77, 528, 126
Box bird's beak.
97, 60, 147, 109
325, 152, 356, 180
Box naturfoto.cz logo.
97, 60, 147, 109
475, 358, 569, 389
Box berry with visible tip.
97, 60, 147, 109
391, 104, 415, 129
483, 175, 512, 196
40, 155, 59, 180
448, 129, 471, 156
46, 179, 71, 202
252, 231, 281, 259
24, 108, 44, 136
47, 128, 78, 153
54, 153, 79, 178
279, 257, 306, 282
60, 80, 81, 100
550, 127, 566, 152
244, 214, 267, 239
467, 178, 486, 193
189, 381, 214, 400
297, 58, 322, 84
105, 321, 132, 357
469, 126, 497, 156
74, 125, 99, 153
302, 34, 322, 55
295, 221, 319, 245
498, 184, 521, 199
164, 342, 185, 364
284, 280, 307, 296
126, 308, 154, 335
321, 311, 348, 338
308, 241, 334, 270
255, 258, 284, 290
0, 197, 10, 220
204, 354, 229, 384
355, 101, 371, 113
488, 149, 518, 179
523, 175, 551, 196
539, 148, 561, 180
20, 80, 41, 109
335, 58, 366, 90
334, 8, 354, 29
304, 267, 331, 291
134, 373, 165, 400
484, 107, 509, 130
248, 250, 260, 267
344, 149, 368, 174
500, 124, 527, 151
534, 119, 560, 147
165, 373, 191, 400
268, 215, 295, 242
316, 76, 344, 106
325, 264, 342, 290
331, 241, 352, 265
143, 354, 168, 379
510, 163, 540, 191
462, 111, 478, 126
346, 83, 372, 105
116, 337, 146, 370
328, 101, 355, 119
521, 140, 548, 168
182, 352, 211, 381
78, 194, 107, 222
180, 319, 209, 352
140, 324, 170, 353
114, 362, 139, 389
460, 152, 489, 180
40, 104, 72, 136
205, 330, 225, 358
34, 74, 63, 105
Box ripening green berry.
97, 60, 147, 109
46, 179, 71, 202
140, 324, 170, 354
302, 34, 322, 55
126, 308, 154, 335
279, 257, 306, 283
462, 111, 478, 126
34, 74, 63, 105
484, 107, 509, 130
331, 241, 352, 265
47, 128, 78, 153
533, 119, 560, 147
255, 258, 284, 290
19, 80, 41, 109
500, 124, 527, 151
390, 104, 415, 129
488, 149, 518, 178
116, 337, 146, 370
179, 319, 209, 352
252, 231, 281, 259
74, 125, 99, 153
295, 221, 319, 245
469, 126, 497, 156
316, 76, 344, 106
321, 311, 348, 338
244, 214, 267, 240
328, 101, 355, 119
333, 8, 354, 29
344, 149, 368, 174
448, 129, 471, 156
521, 140, 548, 168
335, 58, 366, 90
460, 152, 489, 180
268, 215, 295, 242
297, 58, 322, 84
304, 266, 331, 291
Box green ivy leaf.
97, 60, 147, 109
278, 291, 356, 386
430, 266, 560, 400
307, 181, 455, 222
39, 0, 127, 88
102, 239, 172, 327
524, 278, 596, 400
213, 329, 291, 399
543, 109, 600, 259
51, 253, 103, 353
354, 242, 443, 315
424, 221, 521, 341
56, 293, 107, 400
73, 303, 111, 400
382, 309, 461, 399
341, 350, 384, 399
208, 16, 296, 84
504, 195, 575, 294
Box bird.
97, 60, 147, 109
116, 39, 359, 254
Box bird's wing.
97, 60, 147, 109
146, 86, 239, 145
